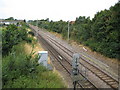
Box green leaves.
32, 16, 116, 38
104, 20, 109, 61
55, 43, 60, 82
2, 43, 66, 88
90, 3, 120, 59
2, 23, 66, 88
2, 24, 28, 56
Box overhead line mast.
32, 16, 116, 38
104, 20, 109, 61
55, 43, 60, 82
68, 21, 70, 42
36, 19, 38, 37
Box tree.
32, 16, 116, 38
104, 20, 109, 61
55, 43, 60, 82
5, 17, 14, 20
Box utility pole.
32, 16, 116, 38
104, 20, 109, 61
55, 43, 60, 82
68, 21, 70, 42
118, 62, 120, 90
36, 19, 38, 37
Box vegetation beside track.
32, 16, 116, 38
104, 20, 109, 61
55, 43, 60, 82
2, 24, 66, 88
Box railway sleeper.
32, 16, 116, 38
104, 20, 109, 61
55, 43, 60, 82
84, 82, 90, 84
111, 84, 118, 88
86, 85, 94, 88
80, 81, 89, 86
102, 77, 111, 80
84, 82, 91, 86
85, 67, 95, 71
93, 70, 99, 72
108, 82, 118, 85
96, 73, 104, 76
85, 85, 93, 88
96, 72, 102, 74
82, 85, 90, 88
104, 79, 114, 82
90, 68, 98, 71
98, 75, 107, 79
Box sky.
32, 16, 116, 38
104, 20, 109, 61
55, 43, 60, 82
0, 0, 118, 21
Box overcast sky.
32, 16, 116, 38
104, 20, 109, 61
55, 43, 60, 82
0, 0, 118, 21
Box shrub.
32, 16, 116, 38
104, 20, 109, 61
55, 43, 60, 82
2, 43, 66, 88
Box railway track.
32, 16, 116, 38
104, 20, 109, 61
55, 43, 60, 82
29, 24, 119, 89
44, 33, 119, 89
45, 33, 119, 89
30, 25, 98, 89
39, 34, 98, 89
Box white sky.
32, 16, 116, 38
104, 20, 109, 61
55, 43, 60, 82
0, 0, 118, 21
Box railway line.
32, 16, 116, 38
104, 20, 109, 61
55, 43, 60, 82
29, 24, 119, 89
45, 33, 119, 89
37, 29, 97, 89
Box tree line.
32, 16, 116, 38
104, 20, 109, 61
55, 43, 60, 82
29, 3, 120, 60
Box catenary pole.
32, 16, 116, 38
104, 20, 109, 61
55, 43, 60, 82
68, 21, 70, 42
36, 19, 38, 37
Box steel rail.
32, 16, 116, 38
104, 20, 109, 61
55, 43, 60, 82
37, 33, 84, 88
41, 28, 119, 89
29, 25, 96, 88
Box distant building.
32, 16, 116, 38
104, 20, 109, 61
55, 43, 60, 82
0, 20, 24, 26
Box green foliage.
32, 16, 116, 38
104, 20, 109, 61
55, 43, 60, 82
5, 17, 14, 20
2, 43, 66, 88
90, 3, 120, 59
2, 24, 31, 56
2, 23, 65, 88
28, 31, 35, 36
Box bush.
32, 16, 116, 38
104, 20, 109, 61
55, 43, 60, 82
2, 43, 66, 88
28, 31, 34, 36
2, 24, 31, 56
